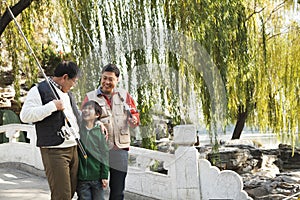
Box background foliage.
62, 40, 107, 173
0, 0, 299, 148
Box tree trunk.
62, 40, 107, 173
0, 0, 33, 36
231, 110, 248, 139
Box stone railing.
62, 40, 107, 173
0, 124, 252, 200
0, 124, 43, 170
127, 125, 252, 200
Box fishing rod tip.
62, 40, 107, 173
2, 1, 9, 7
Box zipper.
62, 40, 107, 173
84, 130, 90, 178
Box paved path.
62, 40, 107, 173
0, 164, 150, 200
0, 164, 109, 200
0, 167, 50, 200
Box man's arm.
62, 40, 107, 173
80, 95, 89, 110
20, 86, 58, 123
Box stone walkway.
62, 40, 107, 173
0, 164, 110, 200
0, 163, 152, 200
0, 166, 50, 200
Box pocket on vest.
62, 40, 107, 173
119, 128, 130, 144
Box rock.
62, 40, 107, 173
156, 140, 175, 154
255, 194, 292, 200
198, 142, 300, 200
0, 86, 15, 108
277, 144, 300, 169
0, 70, 14, 86
245, 186, 269, 198
224, 139, 262, 148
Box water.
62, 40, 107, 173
198, 130, 298, 149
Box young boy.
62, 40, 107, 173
77, 100, 109, 200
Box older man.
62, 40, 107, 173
20, 61, 81, 200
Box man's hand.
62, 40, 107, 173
101, 124, 108, 141
129, 116, 138, 125
95, 120, 108, 140
53, 100, 64, 110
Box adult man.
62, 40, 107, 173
20, 61, 81, 200
81, 63, 140, 200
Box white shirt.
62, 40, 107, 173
20, 85, 78, 148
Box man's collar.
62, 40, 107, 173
96, 87, 117, 97
96, 87, 104, 96
49, 77, 62, 90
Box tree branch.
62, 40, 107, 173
246, 7, 265, 21
264, 0, 287, 25
266, 29, 288, 41
0, 0, 33, 36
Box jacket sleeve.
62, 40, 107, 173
81, 95, 89, 110
99, 133, 109, 179
126, 92, 140, 127
20, 86, 57, 123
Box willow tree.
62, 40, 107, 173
55, 0, 298, 143
247, 0, 300, 148
56, 0, 196, 146
163, 0, 253, 143
220, 0, 300, 148
0, 0, 66, 111
163, 0, 300, 148
3, 0, 299, 149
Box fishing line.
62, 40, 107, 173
66, 0, 101, 58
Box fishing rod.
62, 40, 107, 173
4, 1, 87, 159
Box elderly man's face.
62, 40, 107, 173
61, 75, 78, 93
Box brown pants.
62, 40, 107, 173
40, 146, 78, 200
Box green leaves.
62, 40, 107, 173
1, 0, 299, 149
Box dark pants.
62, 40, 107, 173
40, 146, 78, 200
77, 180, 105, 200
109, 149, 128, 200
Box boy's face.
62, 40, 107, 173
82, 105, 99, 123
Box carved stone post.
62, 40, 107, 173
173, 125, 200, 200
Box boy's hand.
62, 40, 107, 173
102, 179, 108, 188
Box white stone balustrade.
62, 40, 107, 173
0, 124, 43, 170
173, 125, 201, 199
127, 146, 177, 199
199, 159, 251, 200
0, 124, 252, 200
